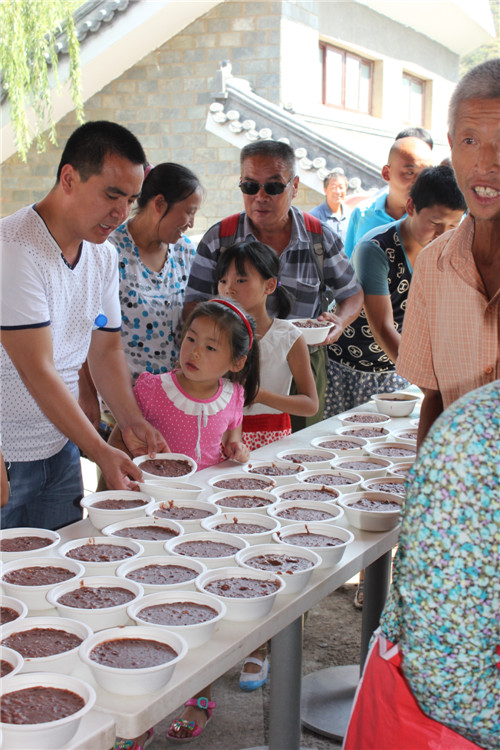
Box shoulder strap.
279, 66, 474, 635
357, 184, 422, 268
219, 213, 241, 251
303, 211, 325, 279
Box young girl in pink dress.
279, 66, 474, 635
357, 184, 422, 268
109, 298, 259, 470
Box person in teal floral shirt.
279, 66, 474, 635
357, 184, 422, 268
380, 380, 500, 749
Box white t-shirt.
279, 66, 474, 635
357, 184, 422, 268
244, 318, 302, 416
0, 205, 121, 461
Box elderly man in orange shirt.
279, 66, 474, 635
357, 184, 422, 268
397, 59, 500, 446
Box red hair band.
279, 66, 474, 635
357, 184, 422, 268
211, 298, 253, 348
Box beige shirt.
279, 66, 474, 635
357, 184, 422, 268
396, 214, 499, 409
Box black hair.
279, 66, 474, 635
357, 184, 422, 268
240, 140, 296, 177
410, 165, 466, 213
181, 300, 260, 406
136, 163, 202, 216
56, 121, 146, 181
215, 241, 294, 320
395, 127, 434, 150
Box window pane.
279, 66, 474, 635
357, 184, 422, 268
409, 80, 424, 125
325, 48, 343, 106
359, 62, 371, 114
345, 55, 360, 110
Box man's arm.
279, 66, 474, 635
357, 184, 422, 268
363, 294, 400, 365
87, 329, 168, 457
0, 326, 144, 489
416, 388, 443, 448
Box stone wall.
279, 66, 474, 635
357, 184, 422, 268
0, 0, 322, 228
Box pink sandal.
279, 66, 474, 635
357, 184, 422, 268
167, 697, 216, 743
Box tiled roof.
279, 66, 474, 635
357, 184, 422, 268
206, 64, 384, 197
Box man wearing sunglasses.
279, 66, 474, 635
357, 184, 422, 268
184, 140, 363, 427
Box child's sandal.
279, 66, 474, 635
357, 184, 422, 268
167, 697, 216, 742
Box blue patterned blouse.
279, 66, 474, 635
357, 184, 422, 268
380, 380, 500, 749
109, 223, 196, 382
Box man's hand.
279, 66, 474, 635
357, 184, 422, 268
224, 441, 250, 464
317, 311, 345, 345
121, 418, 169, 458
98, 444, 143, 491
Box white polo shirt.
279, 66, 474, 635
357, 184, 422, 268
0, 205, 121, 461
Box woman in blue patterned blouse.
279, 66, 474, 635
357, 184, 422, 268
109, 162, 203, 380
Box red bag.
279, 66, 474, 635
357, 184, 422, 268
343, 629, 483, 750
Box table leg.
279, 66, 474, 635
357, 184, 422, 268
240, 616, 305, 750
300, 551, 392, 740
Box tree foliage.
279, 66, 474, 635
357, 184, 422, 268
0, 0, 84, 161
460, 0, 500, 75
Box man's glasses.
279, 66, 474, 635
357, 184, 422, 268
239, 176, 295, 196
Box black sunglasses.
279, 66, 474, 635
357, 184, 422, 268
239, 176, 295, 196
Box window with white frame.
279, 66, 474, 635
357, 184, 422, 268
320, 43, 373, 114
402, 73, 425, 125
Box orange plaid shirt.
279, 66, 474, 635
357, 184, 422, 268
397, 214, 499, 409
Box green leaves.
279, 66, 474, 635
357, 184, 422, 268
0, 0, 84, 161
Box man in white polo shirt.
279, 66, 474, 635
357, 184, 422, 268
0, 121, 167, 529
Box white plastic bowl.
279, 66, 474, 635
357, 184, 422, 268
338, 410, 392, 427
201, 512, 281, 544
310, 434, 368, 455
165, 531, 249, 568
297, 468, 363, 494
270, 482, 341, 504
337, 491, 403, 532
208, 489, 278, 513
371, 391, 420, 417
46, 575, 144, 631
0, 672, 96, 749
101, 516, 183, 555
146, 499, 220, 533
0, 645, 24, 677
361, 476, 407, 496
1, 557, 85, 612
57, 536, 144, 576
275, 448, 337, 469
196, 566, 285, 621
133, 453, 197, 481
207, 472, 276, 492
335, 424, 391, 443
330, 455, 392, 480
116, 555, 207, 594
242, 460, 306, 486
388, 462, 414, 479
80, 490, 154, 531
267, 499, 344, 526
0, 527, 60, 562
79, 625, 187, 696
235, 543, 321, 595
390, 427, 419, 444
273, 523, 354, 569
138, 480, 204, 502
0, 596, 28, 630
0, 616, 92, 674
288, 318, 334, 345
365, 441, 417, 464
127, 590, 226, 648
